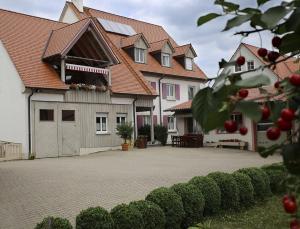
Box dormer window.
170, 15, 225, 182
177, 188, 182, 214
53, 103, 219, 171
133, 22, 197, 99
185, 58, 193, 71
135, 48, 146, 63
162, 53, 171, 67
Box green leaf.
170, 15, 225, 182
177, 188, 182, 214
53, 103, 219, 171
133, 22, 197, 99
280, 33, 300, 54
223, 14, 252, 31
257, 0, 270, 6
218, 59, 236, 69
235, 74, 271, 88
235, 101, 262, 122
215, 0, 239, 12
240, 8, 261, 14
197, 13, 221, 26
261, 6, 292, 28
268, 101, 287, 122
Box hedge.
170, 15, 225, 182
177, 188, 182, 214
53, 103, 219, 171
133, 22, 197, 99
232, 172, 255, 208
208, 172, 239, 210
129, 200, 165, 229
171, 183, 205, 228
238, 168, 271, 200
35, 217, 72, 229
189, 176, 221, 215
110, 204, 144, 229
145, 187, 185, 229
262, 163, 288, 194
76, 207, 115, 229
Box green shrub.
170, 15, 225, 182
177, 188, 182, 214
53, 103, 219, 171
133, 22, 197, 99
129, 200, 165, 229
138, 125, 151, 141
110, 204, 144, 229
76, 207, 115, 229
189, 176, 221, 215
238, 168, 271, 200
208, 172, 239, 210
232, 172, 255, 208
262, 163, 286, 171
35, 217, 72, 229
171, 183, 205, 228
154, 125, 168, 146
262, 163, 288, 194
145, 187, 184, 229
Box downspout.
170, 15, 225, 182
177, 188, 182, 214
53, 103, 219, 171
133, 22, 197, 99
133, 97, 138, 140
158, 74, 165, 124
28, 89, 36, 159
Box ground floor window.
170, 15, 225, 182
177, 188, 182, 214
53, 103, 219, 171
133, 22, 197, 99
116, 114, 127, 126
257, 120, 273, 131
168, 116, 176, 131
96, 113, 108, 134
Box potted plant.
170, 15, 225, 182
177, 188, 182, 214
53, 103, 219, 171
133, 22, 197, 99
136, 135, 148, 149
116, 122, 133, 151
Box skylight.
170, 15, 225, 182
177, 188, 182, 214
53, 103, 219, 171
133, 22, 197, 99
98, 18, 136, 36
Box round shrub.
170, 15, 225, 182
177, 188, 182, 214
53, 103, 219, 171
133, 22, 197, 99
232, 172, 255, 208
171, 183, 205, 228
189, 176, 221, 215
35, 217, 72, 229
110, 204, 144, 229
238, 168, 271, 200
129, 200, 165, 229
145, 187, 184, 229
208, 172, 239, 210
76, 207, 115, 229
262, 164, 288, 194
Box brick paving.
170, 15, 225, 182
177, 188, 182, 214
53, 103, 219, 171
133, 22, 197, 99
0, 147, 281, 229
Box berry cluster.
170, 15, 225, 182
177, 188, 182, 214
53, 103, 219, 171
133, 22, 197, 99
257, 36, 281, 62
283, 195, 299, 229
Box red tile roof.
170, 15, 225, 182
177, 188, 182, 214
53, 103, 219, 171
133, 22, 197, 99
165, 100, 192, 112
149, 39, 175, 53
120, 33, 150, 49
174, 44, 197, 57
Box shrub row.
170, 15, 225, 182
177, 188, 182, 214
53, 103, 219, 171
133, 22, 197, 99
35, 163, 287, 229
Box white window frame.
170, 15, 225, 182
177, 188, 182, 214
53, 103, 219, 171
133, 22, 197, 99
185, 58, 193, 70
235, 64, 242, 72
96, 113, 108, 134
134, 48, 146, 63
188, 86, 196, 100
116, 113, 127, 127
143, 115, 151, 126
168, 116, 176, 132
247, 60, 255, 70
166, 84, 175, 100
162, 53, 171, 67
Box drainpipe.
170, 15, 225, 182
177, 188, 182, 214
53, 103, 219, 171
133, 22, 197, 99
132, 97, 138, 140
158, 75, 165, 125
28, 89, 36, 159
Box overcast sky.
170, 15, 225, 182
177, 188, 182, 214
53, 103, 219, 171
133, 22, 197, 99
0, 0, 280, 78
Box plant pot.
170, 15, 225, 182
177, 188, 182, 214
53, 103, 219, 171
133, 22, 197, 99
136, 136, 147, 149
122, 143, 129, 151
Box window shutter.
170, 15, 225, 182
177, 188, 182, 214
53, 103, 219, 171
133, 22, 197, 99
163, 115, 168, 127
162, 83, 167, 99
175, 84, 180, 100
153, 115, 158, 126
137, 115, 143, 130
151, 82, 156, 91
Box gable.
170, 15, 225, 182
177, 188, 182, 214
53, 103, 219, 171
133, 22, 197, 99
135, 37, 148, 49
162, 42, 173, 54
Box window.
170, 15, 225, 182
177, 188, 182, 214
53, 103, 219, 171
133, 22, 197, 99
257, 120, 273, 131
235, 64, 242, 72
116, 114, 127, 126
162, 53, 171, 67
96, 113, 108, 134
166, 84, 175, 99
247, 60, 255, 70
40, 109, 54, 121
188, 86, 196, 100
217, 113, 243, 134
168, 116, 176, 131
134, 48, 145, 63
143, 115, 151, 126
185, 58, 193, 70
62, 110, 75, 121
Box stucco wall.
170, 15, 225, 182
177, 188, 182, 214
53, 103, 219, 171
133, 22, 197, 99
0, 41, 28, 156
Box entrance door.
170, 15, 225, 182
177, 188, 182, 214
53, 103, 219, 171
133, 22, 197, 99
185, 117, 194, 134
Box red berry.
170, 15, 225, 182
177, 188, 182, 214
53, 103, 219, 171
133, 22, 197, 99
283, 195, 296, 204
224, 120, 238, 133
290, 219, 300, 229
268, 51, 280, 62
274, 81, 281, 89
258, 48, 268, 58
266, 127, 281, 140
284, 199, 297, 214
277, 118, 292, 131
236, 56, 246, 66
239, 127, 248, 135
238, 89, 249, 99
272, 36, 282, 48
261, 106, 271, 120
290, 74, 300, 87
281, 108, 295, 122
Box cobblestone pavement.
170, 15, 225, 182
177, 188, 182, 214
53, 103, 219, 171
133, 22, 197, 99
0, 147, 281, 229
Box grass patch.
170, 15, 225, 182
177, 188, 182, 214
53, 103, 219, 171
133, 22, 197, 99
195, 196, 289, 229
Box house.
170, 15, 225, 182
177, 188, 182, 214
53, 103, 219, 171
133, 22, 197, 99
0, 0, 206, 159
168, 43, 297, 151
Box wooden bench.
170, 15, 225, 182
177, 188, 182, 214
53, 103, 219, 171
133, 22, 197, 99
206, 140, 248, 150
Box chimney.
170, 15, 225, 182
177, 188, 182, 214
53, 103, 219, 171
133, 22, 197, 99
71, 0, 84, 12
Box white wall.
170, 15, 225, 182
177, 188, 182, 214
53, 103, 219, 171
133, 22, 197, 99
59, 5, 79, 24
0, 41, 29, 157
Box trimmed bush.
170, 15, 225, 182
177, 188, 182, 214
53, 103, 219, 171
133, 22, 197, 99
154, 125, 168, 146
262, 163, 288, 194
171, 183, 205, 228
208, 172, 239, 210
129, 200, 165, 229
110, 204, 144, 229
76, 207, 115, 229
232, 172, 255, 208
238, 168, 271, 200
189, 176, 221, 215
35, 217, 72, 229
145, 187, 184, 229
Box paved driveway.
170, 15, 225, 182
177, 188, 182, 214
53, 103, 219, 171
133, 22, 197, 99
0, 147, 281, 229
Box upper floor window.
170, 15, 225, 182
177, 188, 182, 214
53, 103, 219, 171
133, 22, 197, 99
185, 58, 193, 70
96, 113, 108, 134
116, 114, 127, 126
188, 86, 196, 100
166, 84, 175, 99
247, 60, 255, 70
235, 64, 242, 72
135, 48, 146, 63
162, 53, 171, 67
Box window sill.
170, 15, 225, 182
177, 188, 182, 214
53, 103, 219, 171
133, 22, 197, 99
168, 130, 177, 133
166, 97, 176, 101
96, 131, 110, 135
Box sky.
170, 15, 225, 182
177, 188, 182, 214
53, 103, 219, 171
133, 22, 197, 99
0, 0, 280, 78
